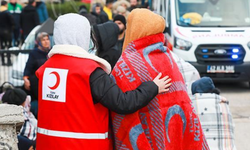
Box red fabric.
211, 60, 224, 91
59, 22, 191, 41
111, 33, 209, 150
167, 41, 173, 51
36, 55, 109, 150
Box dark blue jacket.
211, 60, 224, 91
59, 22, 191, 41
24, 48, 48, 101
20, 4, 39, 36
0, 10, 15, 31
24, 48, 48, 77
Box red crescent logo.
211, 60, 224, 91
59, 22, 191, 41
48, 71, 60, 90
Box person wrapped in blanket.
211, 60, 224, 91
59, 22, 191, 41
190, 77, 236, 150
2, 88, 37, 150
110, 8, 210, 150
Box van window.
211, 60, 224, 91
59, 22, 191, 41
176, 0, 250, 27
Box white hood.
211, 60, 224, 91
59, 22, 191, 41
53, 13, 90, 51
50, 13, 111, 74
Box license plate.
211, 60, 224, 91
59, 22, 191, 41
207, 65, 235, 73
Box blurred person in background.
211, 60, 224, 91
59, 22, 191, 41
36, 0, 48, 24
103, 0, 113, 20
79, 4, 96, 26
128, 0, 139, 11
115, 5, 129, 19
8, 0, 22, 47
141, 2, 150, 9
20, 0, 39, 41
2, 88, 37, 150
113, 14, 126, 51
23, 32, 51, 118
0, 82, 14, 103
93, 21, 120, 69
113, 0, 130, 15
0, 0, 15, 66
91, 2, 109, 24
90, 0, 105, 8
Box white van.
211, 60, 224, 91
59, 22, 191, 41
155, 0, 250, 87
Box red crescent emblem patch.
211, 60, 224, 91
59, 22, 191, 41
48, 71, 60, 90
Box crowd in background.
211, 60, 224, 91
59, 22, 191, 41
0, 0, 48, 66
0, 0, 150, 66
85, 0, 150, 24
0, 0, 150, 51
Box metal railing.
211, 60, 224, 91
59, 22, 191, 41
0, 49, 32, 87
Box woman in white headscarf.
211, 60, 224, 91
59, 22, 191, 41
35, 13, 171, 149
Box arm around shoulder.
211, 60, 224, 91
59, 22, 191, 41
90, 68, 158, 114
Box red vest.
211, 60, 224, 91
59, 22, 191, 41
36, 54, 109, 150
111, 33, 209, 150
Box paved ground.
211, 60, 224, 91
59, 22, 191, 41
216, 82, 250, 150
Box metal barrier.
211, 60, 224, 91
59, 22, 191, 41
0, 49, 32, 87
